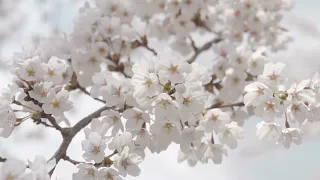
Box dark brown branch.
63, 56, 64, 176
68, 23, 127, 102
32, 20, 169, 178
208, 102, 245, 109
33, 118, 55, 128
135, 36, 157, 55
187, 38, 222, 63
0, 157, 6, 162
77, 86, 106, 104
144, 45, 157, 55
63, 150, 117, 168
48, 106, 111, 175
41, 113, 63, 132
63, 155, 83, 165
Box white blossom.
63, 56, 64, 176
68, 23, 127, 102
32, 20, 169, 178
97, 168, 122, 180
72, 164, 99, 180
122, 108, 150, 131
244, 82, 273, 107
256, 121, 282, 141
203, 109, 230, 133
203, 143, 228, 164
113, 147, 142, 177
42, 90, 73, 117
101, 109, 124, 136
280, 128, 303, 149
219, 122, 244, 149
82, 132, 108, 163
0, 158, 26, 180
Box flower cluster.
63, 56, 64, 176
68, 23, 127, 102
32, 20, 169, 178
0, 156, 55, 180
1, 0, 315, 179
244, 62, 320, 148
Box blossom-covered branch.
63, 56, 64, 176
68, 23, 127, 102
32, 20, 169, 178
1, 0, 313, 179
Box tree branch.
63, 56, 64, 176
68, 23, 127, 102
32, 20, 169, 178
77, 86, 106, 104
0, 156, 6, 163
63, 150, 117, 168
48, 106, 111, 175
207, 102, 245, 109
41, 113, 63, 132
187, 38, 222, 63
33, 118, 55, 128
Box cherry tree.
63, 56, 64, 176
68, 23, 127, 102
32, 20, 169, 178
1, 0, 318, 179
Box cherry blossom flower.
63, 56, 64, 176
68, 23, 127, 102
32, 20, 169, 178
0, 107, 17, 138
113, 147, 142, 177
219, 122, 244, 149
108, 132, 133, 153
203, 108, 231, 133
72, 164, 99, 180
280, 128, 303, 149
82, 132, 108, 163
254, 97, 284, 122
16, 56, 45, 82
256, 121, 282, 141
42, 56, 67, 85
257, 62, 287, 89
42, 90, 73, 117
97, 168, 123, 180
203, 143, 228, 164
122, 108, 150, 131
157, 53, 191, 84
24, 156, 56, 180
0, 158, 26, 180
84, 118, 110, 138
101, 109, 124, 136
154, 93, 179, 122
244, 82, 273, 107
29, 82, 53, 103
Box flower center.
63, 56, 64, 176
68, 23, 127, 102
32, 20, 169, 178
89, 57, 97, 64
266, 102, 275, 111
106, 173, 114, 180
269, 72, 278, 80
86, 168, 95, 176
251, 60, 257, 68
27, 67, 36, 77
163, 123, 174, 133
183, 97, 192, 105
51, 99, 60, 108
48, 68, 56, 77
135, 113, 143, 121
158, 99, 170, 109
169, 64, 179, 73
292, 104, 301, 112
111, 5, 118, 12
92, 144, 101, 154
211, 114, 219, 121
145, 78, 153, 88
107, 27, 114, 34
159, 2, 165, 9
41, 90, 47, 97
233, 77, 240, 84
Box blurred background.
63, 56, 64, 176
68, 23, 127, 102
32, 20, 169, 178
1, 0, 320, 179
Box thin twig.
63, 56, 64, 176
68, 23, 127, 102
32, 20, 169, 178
0, 157, 6, 163
77, 86, 106, 104
207, 102, 245, 109
144, 45, 157, 55
63, 155, 83, 165
187, 38, 222, 63
64, 150, 117, 168
35, 119, 55, 128
41, 113, 63, 132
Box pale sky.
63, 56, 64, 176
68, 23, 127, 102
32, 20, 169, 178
1, 1, 320, 180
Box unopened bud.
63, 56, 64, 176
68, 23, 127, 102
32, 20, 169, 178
278, 92, 288, 101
